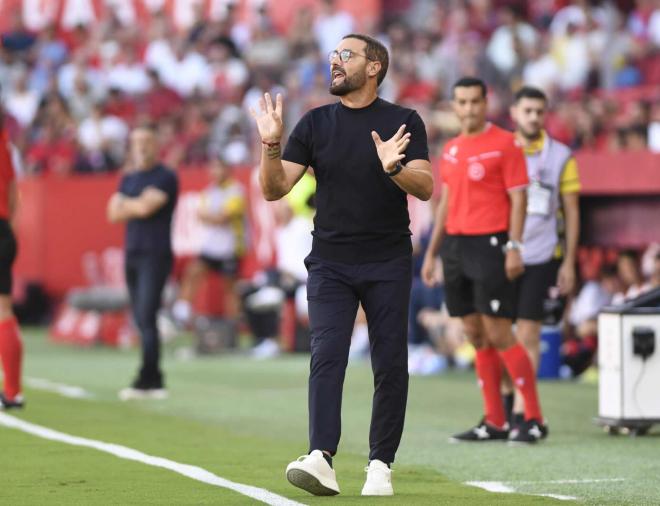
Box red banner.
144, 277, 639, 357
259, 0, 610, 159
14, 167, 259, 297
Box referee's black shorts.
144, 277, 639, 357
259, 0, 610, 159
0, 219, 17, 295
515, 258, 561, 321
441, 232, 516, 319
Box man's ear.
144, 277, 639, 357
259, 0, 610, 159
369, 61, 381, 79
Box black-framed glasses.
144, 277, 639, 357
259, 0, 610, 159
328, 49, 373, 63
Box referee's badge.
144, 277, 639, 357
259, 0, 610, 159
468, 162, 485, 181
490, 299, 501, 313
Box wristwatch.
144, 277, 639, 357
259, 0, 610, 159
386, 161, 404, 177
504, 240, 523, 252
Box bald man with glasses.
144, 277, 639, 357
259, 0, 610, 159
251, 33, 433, 496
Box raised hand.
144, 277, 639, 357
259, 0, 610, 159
249, 92, 284, 143
371, 124, 411, 173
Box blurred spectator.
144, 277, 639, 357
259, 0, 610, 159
30, 25, 69, 96
243, 180, 314, 359
486, 5, 539, 80
1, 11, 36, 54
68, 72, 101, 122
612, 249, 645, 303
208, 40, 249, 101
77, 102, 128, 168
57, 50, 105, 100
172, 154, 247, 327
105, 46, 150, 95
648, 253, 660, 291
142, 69, 184, 122
154, 38, 213, 98
314, 0, 356, 58
569, 264, 620, 335
565, 264, 621, 376
4, 69, 38, 128
25, 123, 77, 176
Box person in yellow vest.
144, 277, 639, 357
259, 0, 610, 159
504, 85, 580, 441
172, 154, 247, 326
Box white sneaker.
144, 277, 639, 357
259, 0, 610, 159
251, 338, 280, 360
285, 450, 340, 496
361, 459, 393, 496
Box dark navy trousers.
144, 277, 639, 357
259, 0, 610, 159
305, 254, 412, 463
125, 252, 172, 383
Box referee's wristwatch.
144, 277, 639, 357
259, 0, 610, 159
504, 240, 523, 252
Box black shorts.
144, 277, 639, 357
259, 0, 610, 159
515, 258, 561, 321
441, 232, 516, 319
0, 220, 17, 295
199, 254, 240, 276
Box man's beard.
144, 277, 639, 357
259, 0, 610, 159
521, 125, 542, 140
329, 71, 366, 96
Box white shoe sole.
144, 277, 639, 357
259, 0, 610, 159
118, 388, 169, 401
361, 486, 394, 496
285, 467, 339, 496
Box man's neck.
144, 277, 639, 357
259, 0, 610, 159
461, 121, 488, 137
515, 130, 543, 148
339, 87, 378, 109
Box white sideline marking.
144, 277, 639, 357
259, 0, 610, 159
465, 481, 515, 493
537, 494, 578, 501
466, 478, 624, 501
25, 377, 93, 399
511, 478, 625, 485
0, 413, 305, 506
466, 481, 577, 501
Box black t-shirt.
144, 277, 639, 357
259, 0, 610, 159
282, 97, 429, 263
118, 164, 178, 256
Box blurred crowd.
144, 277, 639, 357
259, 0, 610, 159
1, 0, 659, 177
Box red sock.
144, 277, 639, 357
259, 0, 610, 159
0, 317, 23, 400
499, 343, 542, 421
475, 347, 506, 428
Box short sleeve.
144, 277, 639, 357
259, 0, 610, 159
560, 157, 581, 194
402, 111, 429, 163
118, 174, 130, 194
282, 112, 313, 167
439, 143, 453, 184
503, 137, 529, 191
160, 170, 179, 202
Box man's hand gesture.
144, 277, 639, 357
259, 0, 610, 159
371, 124, 411, 173
250, 92, 284, 143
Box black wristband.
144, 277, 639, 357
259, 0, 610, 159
386, 161, 404, 177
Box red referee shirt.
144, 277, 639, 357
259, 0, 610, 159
0, 128, 16, 220
440, 123, 528, 235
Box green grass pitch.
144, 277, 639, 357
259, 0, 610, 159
1, 328, 659, 505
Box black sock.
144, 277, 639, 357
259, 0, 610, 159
322, 453, 333, 468
503, 392, 514, 424
513, 412, 525, 427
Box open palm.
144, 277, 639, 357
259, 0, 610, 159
250, 92, 284, 143
371, 124, 411, 172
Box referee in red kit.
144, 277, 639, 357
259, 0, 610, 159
0, 91, 24, 409
422, 77, 546, 444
